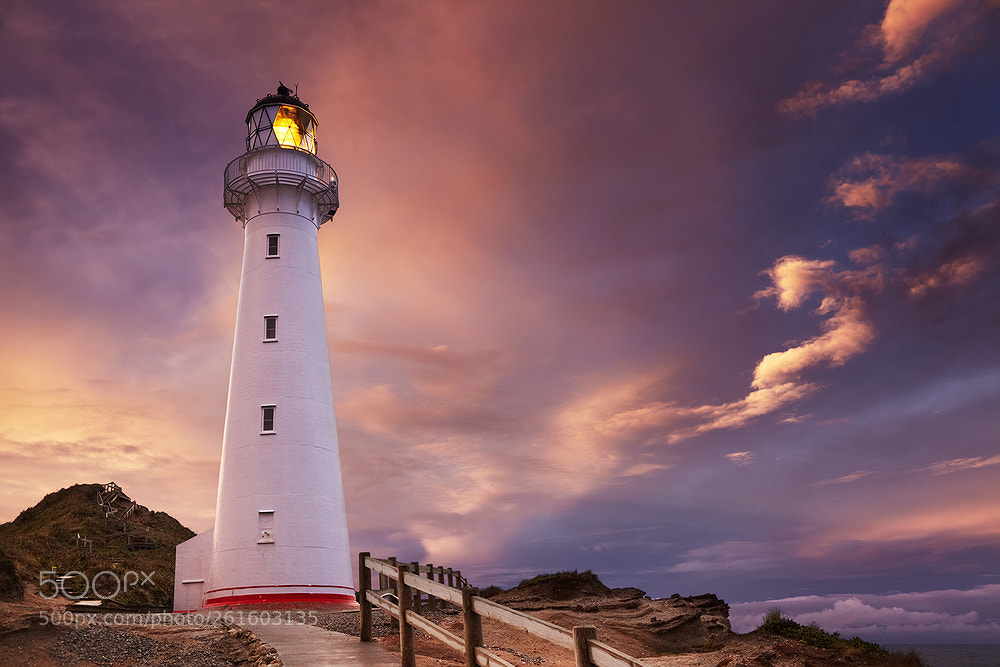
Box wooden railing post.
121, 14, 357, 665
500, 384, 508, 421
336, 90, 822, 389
462, 587, 482, 667
426, 563, 436, 610
398, 563, 415, 667
388, 556, 399, 631
435, 565, 446, 609
359, 551, 372, 642
410, 561, 422, 613
388, 556, 398, 594
446, 568, 455, 588
573, 626, 597, 667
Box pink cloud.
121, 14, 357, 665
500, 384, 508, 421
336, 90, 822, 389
880, 0, 967, 63
812, 469, 878, 487
751, 295, 875, 389
826, 153, 967, 214
595, 254, 887, 444
681, 381, 818, 438
779, 0, 992, 115
906, 254, 989, 297
848, 246, 884, 266
702, 252, 885, 436
779, 50, 947, 116
923, 454, 1000, 475
696, 256, 883, 428
811, 449, 1000, 488
726, 451, 754, 466
563, 162, 993, 444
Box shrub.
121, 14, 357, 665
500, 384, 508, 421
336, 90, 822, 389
757, 609, 925, 665
478, 585, 504, 598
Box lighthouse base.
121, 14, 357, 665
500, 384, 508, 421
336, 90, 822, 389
173, 531, 359, 613
203, 590, 359, 609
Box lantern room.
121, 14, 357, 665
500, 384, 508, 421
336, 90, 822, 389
245, 83, 318, 154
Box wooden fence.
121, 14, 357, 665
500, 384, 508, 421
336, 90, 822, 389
359, 553, 651, 667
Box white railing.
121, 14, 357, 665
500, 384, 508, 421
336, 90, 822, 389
223, 147, 339, 222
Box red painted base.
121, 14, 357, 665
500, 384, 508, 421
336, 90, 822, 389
203, 591, 358, 609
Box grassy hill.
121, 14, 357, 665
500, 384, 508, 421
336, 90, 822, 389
0, 483, 195, 608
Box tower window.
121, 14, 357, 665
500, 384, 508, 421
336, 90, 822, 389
264, 316, 278, 342
266, 234, 279, 257
261, 405, 276, 434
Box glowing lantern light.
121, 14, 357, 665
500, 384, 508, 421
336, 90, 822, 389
244, 87, 318, 154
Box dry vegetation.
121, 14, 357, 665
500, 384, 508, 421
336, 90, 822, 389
0, 484, 194, 609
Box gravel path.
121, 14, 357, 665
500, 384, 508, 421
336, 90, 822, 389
312, 609, 392, 638
47, 624, 237, 666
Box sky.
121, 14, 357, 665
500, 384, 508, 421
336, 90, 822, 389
1, 0, 998, 644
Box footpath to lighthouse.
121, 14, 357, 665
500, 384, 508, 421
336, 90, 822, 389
242, 621, 399, 667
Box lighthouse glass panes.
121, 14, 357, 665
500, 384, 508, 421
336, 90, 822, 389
264, 316, 277, 341
266, 234, 279, 257
247, 104, 317, 154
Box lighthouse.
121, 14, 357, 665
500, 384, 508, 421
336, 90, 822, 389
174, 85, 355, 610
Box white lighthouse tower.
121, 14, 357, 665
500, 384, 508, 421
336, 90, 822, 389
174, 85, 355, 610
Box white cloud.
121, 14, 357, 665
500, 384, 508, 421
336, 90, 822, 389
726, 451, 754, 466
730, 585, 1000, 642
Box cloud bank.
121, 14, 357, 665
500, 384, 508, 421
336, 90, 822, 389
730, 585, 1000, 643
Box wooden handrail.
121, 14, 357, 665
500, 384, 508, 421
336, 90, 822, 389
472, 596, 574, 650
359, 553, 651, 667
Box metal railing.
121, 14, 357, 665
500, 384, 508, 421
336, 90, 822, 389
223, 147, 339, 222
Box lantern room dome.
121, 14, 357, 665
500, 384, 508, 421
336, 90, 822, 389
245, 83, 318, 154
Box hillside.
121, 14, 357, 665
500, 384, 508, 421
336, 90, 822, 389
0, 483, 195, 608
484, 570, 731, 655
465, 571, 924, 666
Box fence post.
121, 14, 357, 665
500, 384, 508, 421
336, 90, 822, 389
426, 563, 436, 611
573, 626, 597, 667
359, 551, 372, 642
436, 566, 446, 609
462, 587, 482, 667
446, 568, 455, 588
388, 557, 398, 594
398, 563, 415, 667
410, 561, 422, 613
388, 556, 399, 631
